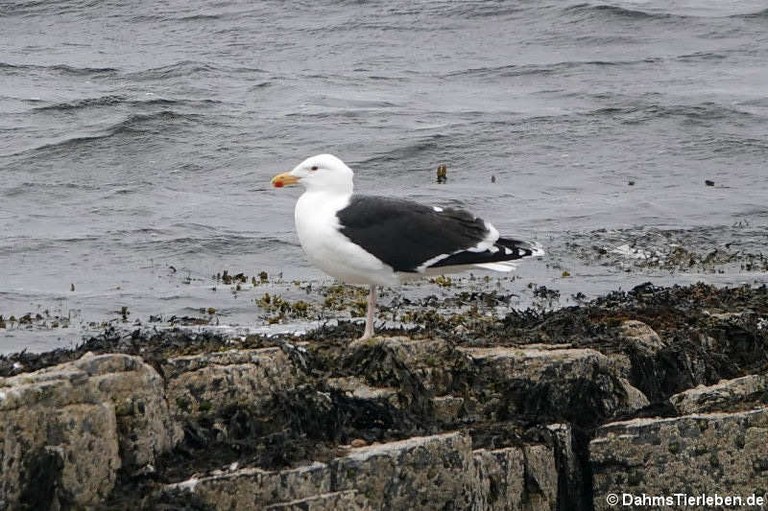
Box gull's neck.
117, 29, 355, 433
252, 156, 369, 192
301, 183, 353, 198
296, 187, 352, 214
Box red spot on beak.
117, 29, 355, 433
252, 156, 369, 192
271, 172, 299, 188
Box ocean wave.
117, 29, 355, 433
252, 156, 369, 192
31, 94, 220, 114
97, 109, 201, 134
0, 229, 291, 260
564, 2, 765, 20
284, 95, 400, 119
126, 60, 220, 80
708, 136, 768, 157
384, 1, 525, 20
0, 61, 118, 77
0, 235, 103, 257
32, 95, 127, 112
447, 58, 660, 79
676, 51, 727, 62
176, 13, 222, 22
7, 134, 105, 159
586, 102, 760, 124
126, 60, 266, 81
5, 110, 201, 160
123, 234, 295, 257
737, 7, 768, 18
2, 181, 100, 198
356, 133, 470, 168
128, 10, 239, 24
1, 0, 107, 17
564, 3, 676, 20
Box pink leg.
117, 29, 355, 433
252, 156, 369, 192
359, 285, 376, 340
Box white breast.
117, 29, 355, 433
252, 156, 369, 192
294, 191, 400, 286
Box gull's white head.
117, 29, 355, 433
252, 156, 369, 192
271, 154, 354, 194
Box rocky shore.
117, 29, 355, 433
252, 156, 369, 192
1, 283, 767, 510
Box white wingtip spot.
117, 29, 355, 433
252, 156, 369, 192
432, 206, 443, 212
416, 252, 452, 272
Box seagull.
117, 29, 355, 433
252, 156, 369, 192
271, 154, 543, 340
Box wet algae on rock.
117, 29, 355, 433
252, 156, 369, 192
0, 283, 767, 510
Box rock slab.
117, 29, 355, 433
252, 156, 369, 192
264, 490, 373, 511
460, 345, 649, 425
332, 432, 472, 511
163, 347, 303, 417
0, 352, 180, 509
471, 444, 557, 511
670, 374, 768, 414
167, 462, 332, 511
168, 432, 522, 511
591, 408, 768, 511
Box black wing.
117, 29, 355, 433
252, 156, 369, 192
336, 195, 490, 272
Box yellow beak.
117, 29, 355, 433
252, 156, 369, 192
271, 172, 300, 188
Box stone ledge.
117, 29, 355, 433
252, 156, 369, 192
459, 345, 649, 424
162, 430, 561, 511
472, 443, 558, 511
670, 374, 768, 414
163, 347, 303, 417
331, 432, 472, 510
265, 490, 372, 511
591, 408, 768, 511
0, 352, 179, 509
166, 462, 331, 511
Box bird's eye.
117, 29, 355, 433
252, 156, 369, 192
310, 165, 319, 171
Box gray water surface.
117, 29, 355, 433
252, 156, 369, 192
2, 0, 767, 352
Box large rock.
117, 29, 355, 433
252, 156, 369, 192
165, 432, 474, 511
619, 320, 666, 356
472, 447, 525, 511
591, 408, 768, 511
332, 432, 473, 511
163, 347, 303, 417
265, 490, 373, 511
75, 353, 182, 469
327, 376, 398, 404
328, 375, 465, 425
459, 345, 649, 425
471, 443, 557, 511
1, 402, 119, 510
0, 352, 179, 509
166, 462, 331, 511
345, 337, 467, 396
670, 374, 768, 414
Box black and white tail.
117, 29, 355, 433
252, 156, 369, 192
428, 238, 544, 272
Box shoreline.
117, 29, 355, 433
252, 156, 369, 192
1, 282, 766, 509
3, 221, 767, 356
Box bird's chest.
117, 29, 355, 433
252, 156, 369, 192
293, 192, 394, 284
294, 193, 349, 258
